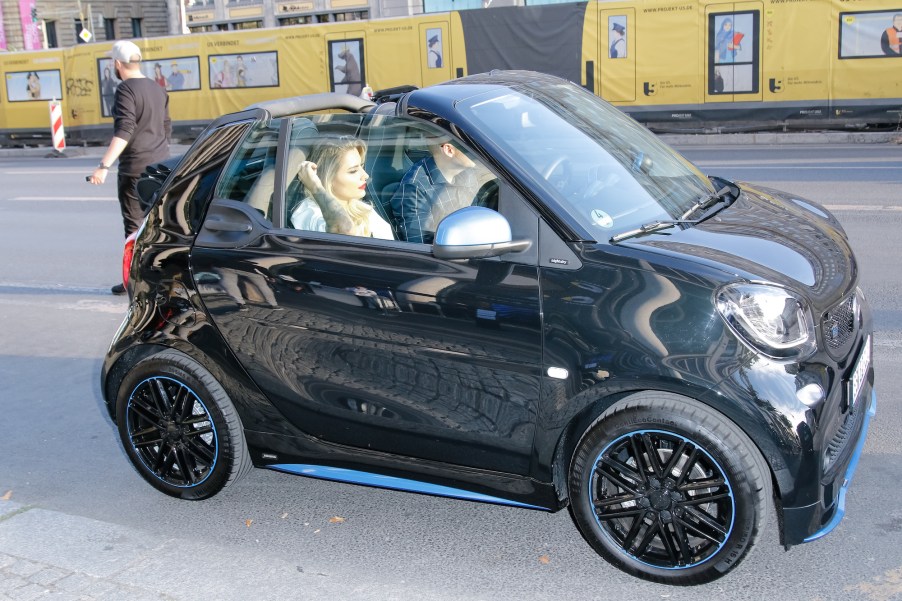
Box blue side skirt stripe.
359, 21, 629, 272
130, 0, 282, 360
266, 464, 548, 511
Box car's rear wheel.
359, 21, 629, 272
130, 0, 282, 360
116, 350, 252, 500
568, 392, 771, 585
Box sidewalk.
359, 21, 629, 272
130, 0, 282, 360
0, 499, 350, 601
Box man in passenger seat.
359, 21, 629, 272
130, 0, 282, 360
389, 138, 478, 244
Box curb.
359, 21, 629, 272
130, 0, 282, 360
0, 132, 900, 159
0, 145, 193, 160
0, 147, 90, 158
658, 131, 902, 146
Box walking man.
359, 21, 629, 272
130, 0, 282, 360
88, 40, 171, 294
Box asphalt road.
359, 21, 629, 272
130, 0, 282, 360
1, 142, 901, 601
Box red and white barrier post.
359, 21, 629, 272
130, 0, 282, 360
48, 99, 66, 153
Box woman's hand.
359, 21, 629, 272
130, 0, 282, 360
297, 161, 323, 194
298, 160, 355, 235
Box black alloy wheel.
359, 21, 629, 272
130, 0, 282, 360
127, 376, 216, 487
116, 350, 252, 500
568, 392, 771, 585
589, 430, 734, 567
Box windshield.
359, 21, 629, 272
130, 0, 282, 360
457, 82, 715, 239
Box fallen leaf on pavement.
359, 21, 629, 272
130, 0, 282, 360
1, 491, 11, 501
329, 516, 346, 523
539, 555, 550, 565
245, 519, 253, 528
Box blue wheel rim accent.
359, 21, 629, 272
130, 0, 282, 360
126, 376, 219, 488
588, 429, 735, 570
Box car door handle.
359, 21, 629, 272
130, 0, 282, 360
204, 218, 252, 233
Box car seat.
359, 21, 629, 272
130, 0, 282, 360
283, 118, 319, 222
363, 117, 417, 233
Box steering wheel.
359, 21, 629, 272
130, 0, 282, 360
542, 155, 572, 192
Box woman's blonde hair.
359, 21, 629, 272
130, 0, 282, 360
307, 136, 373, 236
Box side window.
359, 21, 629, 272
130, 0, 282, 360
280, 113, 497, 244
216, 119, 281, 221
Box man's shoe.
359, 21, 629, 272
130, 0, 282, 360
111, 283, 126, 295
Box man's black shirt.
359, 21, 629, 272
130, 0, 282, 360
112, 77, 171, 176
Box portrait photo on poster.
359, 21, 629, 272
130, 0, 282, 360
840, 10, 902, 58
712, 12, 754, 65
329, 40, 365, 96
210, 52, 279, 89
426, 28, 444, 68
5, 70, 62, 102
609, 16, 627, 59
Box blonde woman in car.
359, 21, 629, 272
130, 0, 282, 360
293, 137, 394, 239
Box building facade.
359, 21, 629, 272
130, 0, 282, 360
0, 0, 169, 51
0, 0, 558, 50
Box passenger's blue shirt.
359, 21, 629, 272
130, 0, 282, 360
389, 156, 476, 243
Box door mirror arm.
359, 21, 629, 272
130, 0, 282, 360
433, 239, 531, 260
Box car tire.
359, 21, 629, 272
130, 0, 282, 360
116, 349, 253, 500
568, 391, 771, 585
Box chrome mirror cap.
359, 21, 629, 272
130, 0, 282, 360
433, 207, 531, 260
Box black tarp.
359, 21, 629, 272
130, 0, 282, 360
459, 3, 587, 85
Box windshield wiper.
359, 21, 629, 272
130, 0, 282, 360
680, 185, 733, 221
610, 185, 735, 244
609, 185, 736, 245
609, 218, 700, 244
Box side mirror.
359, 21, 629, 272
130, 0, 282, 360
432, 206, 532, 260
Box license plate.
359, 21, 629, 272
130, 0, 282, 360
849, 336, 871, 409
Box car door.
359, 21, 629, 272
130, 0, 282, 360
190, 114, 543, 475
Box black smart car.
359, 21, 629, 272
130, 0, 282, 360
101, 71, 875, 585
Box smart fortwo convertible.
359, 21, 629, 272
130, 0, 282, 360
101, 70, 875, 585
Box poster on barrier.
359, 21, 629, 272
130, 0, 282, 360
209, 52, 279, 89
840, 10, 902, 58
5, 69, 63, 102
96, 57, 201, 117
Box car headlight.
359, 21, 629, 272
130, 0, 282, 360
715, 283, 816, 361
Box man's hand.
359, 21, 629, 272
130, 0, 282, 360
88, 166, 109, 185
90, 137, 127, 185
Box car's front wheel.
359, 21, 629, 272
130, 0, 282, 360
115, 350, 252, 500
568, 391, 771, 585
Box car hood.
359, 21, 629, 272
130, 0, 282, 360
612, 184, 857, 307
